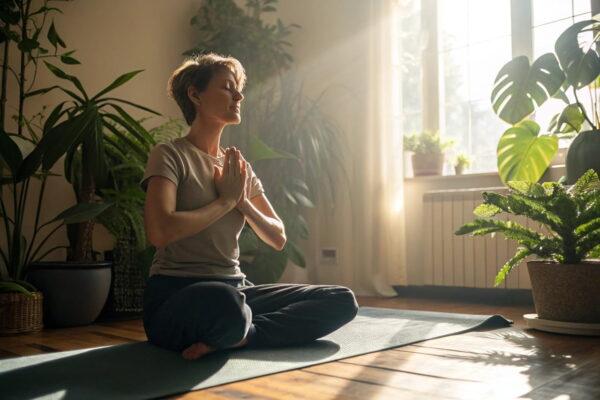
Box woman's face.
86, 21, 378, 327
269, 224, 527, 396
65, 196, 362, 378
192, 67, 244, 125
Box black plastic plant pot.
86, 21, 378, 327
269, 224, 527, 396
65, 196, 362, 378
566, 129, 600, 184
27, 261, 112, 328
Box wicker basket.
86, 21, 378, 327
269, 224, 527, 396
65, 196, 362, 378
0, 292, 44, 334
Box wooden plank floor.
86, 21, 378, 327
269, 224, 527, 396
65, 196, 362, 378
1, 296, 599, 399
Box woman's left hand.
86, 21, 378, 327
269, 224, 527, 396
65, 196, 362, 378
236, 153, 253, 215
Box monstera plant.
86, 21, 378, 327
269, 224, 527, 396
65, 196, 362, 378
491, 18, 600, 184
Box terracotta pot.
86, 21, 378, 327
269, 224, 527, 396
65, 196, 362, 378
0, 291, 44, 334
527, 260, 600, 323
412, 153, 444, 176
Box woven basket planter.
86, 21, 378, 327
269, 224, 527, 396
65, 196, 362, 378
0, 292, 44, 334
528, 260, 600, 323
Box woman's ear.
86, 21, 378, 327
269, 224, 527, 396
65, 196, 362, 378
187, 86, 202, 105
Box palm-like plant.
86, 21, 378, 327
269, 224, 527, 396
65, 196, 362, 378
455, 170, 600, 286
34, 63, 159, 262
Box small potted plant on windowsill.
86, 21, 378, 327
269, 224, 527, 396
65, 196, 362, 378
454, 153, 471, 175
403, 130, 454, 176
455, 170, 600, 334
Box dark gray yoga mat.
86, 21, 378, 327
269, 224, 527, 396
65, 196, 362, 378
0, 307, 510, 400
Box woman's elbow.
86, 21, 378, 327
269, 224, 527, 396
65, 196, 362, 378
146, 226, 169, 249
273, 234, 287, 251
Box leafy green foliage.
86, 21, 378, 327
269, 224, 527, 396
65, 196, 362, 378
403, 130, 454, 155
455, 170, 600, 285
185, 0, 297, 90
491, 18, 600, 185
496, 120, 558, 184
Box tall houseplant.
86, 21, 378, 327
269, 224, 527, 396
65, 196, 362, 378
0, 0, 108, 332
186, 0, 345, 283
455, 170, 600, 328
491, 18, 600, 184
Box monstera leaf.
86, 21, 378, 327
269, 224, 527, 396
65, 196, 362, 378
555, 19, 600, 89
491, 54, 565, 124
497, 120, 558, 184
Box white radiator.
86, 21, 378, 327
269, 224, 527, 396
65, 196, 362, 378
422, 188, 532, 289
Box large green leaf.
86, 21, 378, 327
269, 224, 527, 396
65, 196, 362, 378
555, 19, 600, 89
491, 54, 565, 124
43, 62, 87, 99
249, 136, 298, 162
92, 70, 144, 101
50, 202, 113, 224
497, 120, 558, 184
0, 129, 23, 175
548, 104, 584, 133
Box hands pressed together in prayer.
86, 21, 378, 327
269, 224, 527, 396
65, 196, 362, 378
213, 147, 253, 214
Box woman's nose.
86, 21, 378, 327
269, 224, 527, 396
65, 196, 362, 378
234, 90, 244, 101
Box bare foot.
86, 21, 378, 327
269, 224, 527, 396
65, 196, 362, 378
181, 336, 248, 360
181, 342, 214, 360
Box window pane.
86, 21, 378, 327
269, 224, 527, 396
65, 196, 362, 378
443, 102, 469, 152
467, 0, 511, 44
533, 18, 573, 57
532, 0, 573, 26
442, 47, 469, 104
402, 111, 422, 136
573, 0, 591, 15
439, 0, 468, 50
469, 38, 511, 101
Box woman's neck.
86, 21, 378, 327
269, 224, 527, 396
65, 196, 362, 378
186, 118, 224, 157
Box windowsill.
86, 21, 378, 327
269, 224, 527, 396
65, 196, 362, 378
404, 164, 566, 184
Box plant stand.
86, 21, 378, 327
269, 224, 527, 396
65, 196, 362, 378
0, 292, 44, 334
524, 314, 600, 336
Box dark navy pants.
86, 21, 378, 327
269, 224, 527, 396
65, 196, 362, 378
143, 275, 359, 352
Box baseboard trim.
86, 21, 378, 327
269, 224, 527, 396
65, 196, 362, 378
393, 285, 534, 306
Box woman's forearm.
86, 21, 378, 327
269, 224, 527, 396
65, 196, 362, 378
240, 201, 286, 251
146, 197, 236, 248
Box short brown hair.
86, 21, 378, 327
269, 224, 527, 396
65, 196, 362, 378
167, 53, 246, 125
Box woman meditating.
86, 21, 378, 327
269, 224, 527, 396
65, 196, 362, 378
142, 53, 358, 360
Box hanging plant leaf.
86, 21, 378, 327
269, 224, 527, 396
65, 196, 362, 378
497, 120, 558, 184
491, 54, 565, 125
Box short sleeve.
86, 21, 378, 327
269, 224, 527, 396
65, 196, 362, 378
141, 143, 181, 191
248, 162, 265, 198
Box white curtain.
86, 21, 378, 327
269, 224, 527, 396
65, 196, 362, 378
280, 0, 408, 296
348, 0, 407, 296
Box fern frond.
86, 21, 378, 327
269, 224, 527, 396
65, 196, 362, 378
494, 248, 532, 286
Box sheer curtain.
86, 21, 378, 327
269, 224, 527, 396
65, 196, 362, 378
348, 0, 407, 296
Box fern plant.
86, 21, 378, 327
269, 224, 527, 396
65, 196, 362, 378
455, 170, 600, 286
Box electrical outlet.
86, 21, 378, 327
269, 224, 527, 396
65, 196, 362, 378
321, 248, 337, 264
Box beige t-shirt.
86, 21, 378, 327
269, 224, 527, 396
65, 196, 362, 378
141, 137, 264, 279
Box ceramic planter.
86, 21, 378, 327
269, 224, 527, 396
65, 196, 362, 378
27, 261, 112, 327
566, 129, 600, 184
412, 153, 444, 176
527, 260, 600, 323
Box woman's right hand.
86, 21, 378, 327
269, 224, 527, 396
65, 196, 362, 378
214, 147, 247, 207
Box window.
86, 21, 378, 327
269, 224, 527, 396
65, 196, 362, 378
400, 0, 594, 174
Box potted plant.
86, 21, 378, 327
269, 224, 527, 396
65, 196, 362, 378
0, 0, 112, 332
1, 0, 159, 328
403, 130, 454, 176
454, 153, 471, 175
491, 18, 599, 185
455, 170, 600, 332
